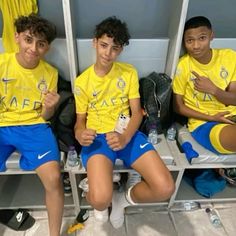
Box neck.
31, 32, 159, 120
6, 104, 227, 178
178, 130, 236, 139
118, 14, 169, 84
15, 53, 39, 69
197, 49, 213, 64
94, 62, 113, 77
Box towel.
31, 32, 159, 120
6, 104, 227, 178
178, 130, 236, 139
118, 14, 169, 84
0, 0, 38, 52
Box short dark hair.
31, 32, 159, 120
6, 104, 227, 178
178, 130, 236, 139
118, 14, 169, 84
94, 16, 130, 46
184, 16, 212, 33
14, 13, 57, 44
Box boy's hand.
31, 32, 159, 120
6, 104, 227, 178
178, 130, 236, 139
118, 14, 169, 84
76, 129, 96, 146
43, 91, 60, 110
41, 91, 60, 120
212, 111, 235, 124
191, 71, 217, 95
106, 132, 127, 151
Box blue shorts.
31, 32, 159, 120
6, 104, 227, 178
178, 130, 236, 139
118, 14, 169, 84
191, 122, 220, 154
81, 131, 155, 168
0, 124, 60, 171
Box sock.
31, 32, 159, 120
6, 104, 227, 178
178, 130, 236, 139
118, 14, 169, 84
94, 208, 108, 223
110, 186, 136, 229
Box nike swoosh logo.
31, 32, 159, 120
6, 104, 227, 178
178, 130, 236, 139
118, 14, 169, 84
2, 78, 15, 82
92, 90, 101, 97
140, 143, 149, 149
16, 211, 23, 222
38, 151, 51, 159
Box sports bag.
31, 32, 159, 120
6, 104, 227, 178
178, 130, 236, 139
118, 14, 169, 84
50, 76, 81, 153
139, 72, 172, 134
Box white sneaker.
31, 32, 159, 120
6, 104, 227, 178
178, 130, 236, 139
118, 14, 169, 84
78, 177, 89, 192
126, 171, 141, 189
94, 208, 109, 222
113, 172, 121, 182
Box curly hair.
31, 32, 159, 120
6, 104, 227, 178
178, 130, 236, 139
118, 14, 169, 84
94, 16, 130, 46
14, 13, 57, 44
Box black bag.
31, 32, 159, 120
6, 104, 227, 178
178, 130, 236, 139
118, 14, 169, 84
50, 77, 81, 153
139, 72, 172, 134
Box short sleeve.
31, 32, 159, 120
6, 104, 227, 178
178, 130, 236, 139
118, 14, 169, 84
172, 61, 188, 96
74, 77, 88, 114
128, 68, 140, 99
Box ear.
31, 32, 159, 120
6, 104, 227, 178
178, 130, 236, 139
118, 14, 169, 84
15, 32, 19, 43
210, 31, 214, 41
92, 38, 97, 48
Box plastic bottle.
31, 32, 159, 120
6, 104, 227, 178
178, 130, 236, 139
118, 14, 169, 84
205, 208, 222, 228
167, 124, 177, 141
148, 125, 158, 145
67, 146, 80, 167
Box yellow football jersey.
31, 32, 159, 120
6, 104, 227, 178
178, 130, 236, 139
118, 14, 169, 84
74, 62, 140, 133
0, 53, 58, 126
173, 48, 236, 131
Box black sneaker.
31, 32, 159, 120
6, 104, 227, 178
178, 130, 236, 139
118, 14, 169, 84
63, 173, 72, 197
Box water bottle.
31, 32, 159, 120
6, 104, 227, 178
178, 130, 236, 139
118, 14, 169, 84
205, 208, 222, 228
148, 125, 158, 145
167, 124, 177, 141
67, 146, 80, 167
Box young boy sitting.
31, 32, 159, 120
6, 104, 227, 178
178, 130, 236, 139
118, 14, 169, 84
74, 16, 175, 228
0, 14, 63, 236
173, 16, 236, 155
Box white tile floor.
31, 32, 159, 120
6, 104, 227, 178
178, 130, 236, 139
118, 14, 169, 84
1, 203, 236, 236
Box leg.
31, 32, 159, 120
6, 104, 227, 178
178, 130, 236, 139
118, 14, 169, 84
192, 122, 236, 154
86, 154, 113, 210
110, 132, 175, 228
36, 161, 64, 236
130, 150, 175, 203
0, 127, 16, 171
110, 150, 175, 228
218, 125, 236, 153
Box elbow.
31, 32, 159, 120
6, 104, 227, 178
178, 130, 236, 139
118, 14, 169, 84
173, 105, 181, 115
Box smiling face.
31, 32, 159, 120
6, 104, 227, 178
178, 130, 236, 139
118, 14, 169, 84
93, 34, 123, 75
184, 26, 213, 64
15, 30, 50, 69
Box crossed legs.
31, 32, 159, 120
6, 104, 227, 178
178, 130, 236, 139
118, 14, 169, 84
85, 150, 175, 228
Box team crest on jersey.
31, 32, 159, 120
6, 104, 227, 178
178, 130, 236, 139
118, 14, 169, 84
37, 79, 48, 92
117, 77, 126, 90
220, 67, 228, 80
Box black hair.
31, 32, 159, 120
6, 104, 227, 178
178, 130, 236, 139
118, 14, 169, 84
14, 13, 57, 44
94, 16, 130, 46
184, 16, 212, 33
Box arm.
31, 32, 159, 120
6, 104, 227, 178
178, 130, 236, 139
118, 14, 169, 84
106, 98, 143, 150
74, 113, 96, 146
192, 71, 236, 106
123, 98, 143, 142
41, 91, 60, 120
174, 93, 233, 124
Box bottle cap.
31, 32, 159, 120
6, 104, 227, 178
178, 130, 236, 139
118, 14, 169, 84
68, 146, 75, 151
205, 208, 211, 213
149, 123, 157, 129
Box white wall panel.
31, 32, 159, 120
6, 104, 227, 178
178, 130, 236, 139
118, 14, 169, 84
77, 39, 169, 78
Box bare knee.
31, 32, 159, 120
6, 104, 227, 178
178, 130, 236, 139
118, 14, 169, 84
42, 171, 62, 193
88, 189, 112, 210
161, 180, 175, 199
151, 178, 175, 201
